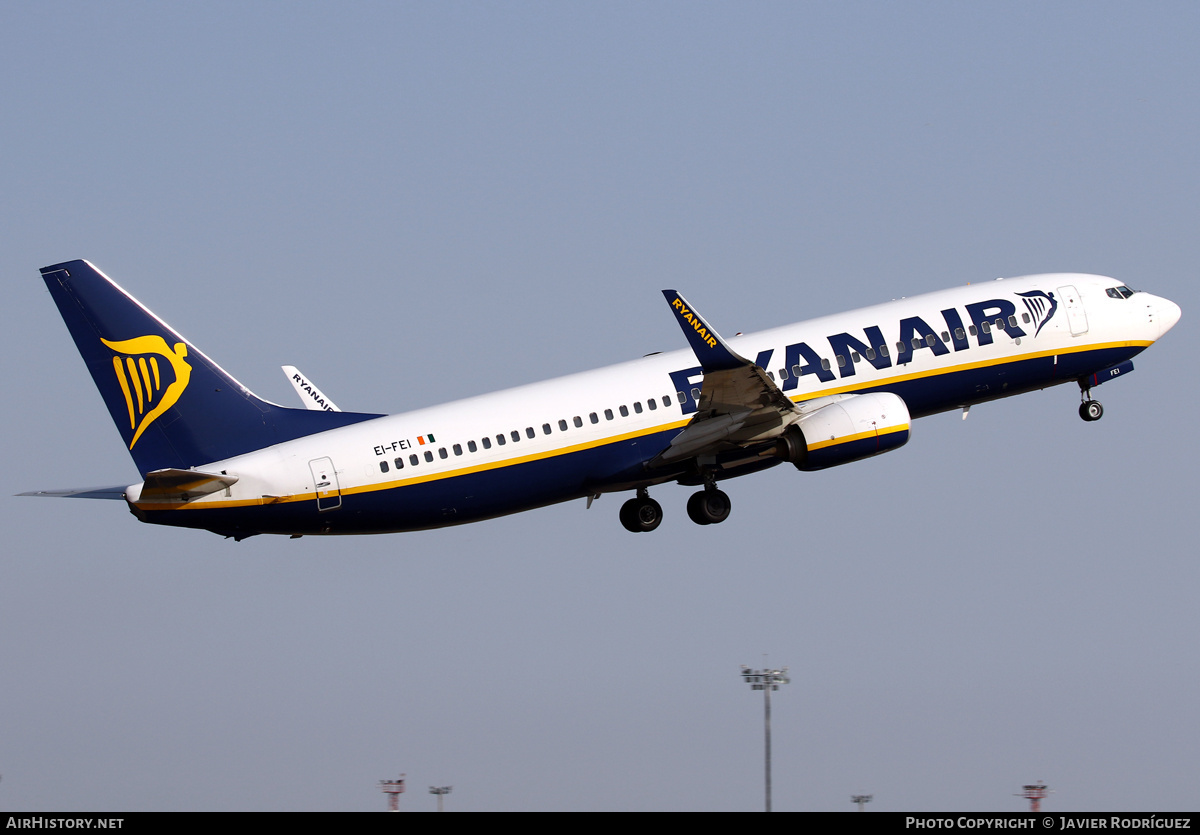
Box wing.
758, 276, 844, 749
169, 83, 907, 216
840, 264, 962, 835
653, 291, 799, 465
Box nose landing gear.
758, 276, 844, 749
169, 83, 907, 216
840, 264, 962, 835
1078, 380, 1104, 422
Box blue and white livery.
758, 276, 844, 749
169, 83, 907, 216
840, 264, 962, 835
25, 260, 1180, 539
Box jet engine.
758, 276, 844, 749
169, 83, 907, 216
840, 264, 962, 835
777, 392, 910, 471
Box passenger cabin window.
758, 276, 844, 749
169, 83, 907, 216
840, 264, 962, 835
574, 415, 583, 427
791, 365, 802, 377
482, 437, 492, 449
496, 434, 505, 446
558, 419, 568, 431
634, 402, 643, 414
663, 395, 672, 406
453, 444, 462, 456
543, 423, 552, 435
394, 457, 404, 469
981, 322, 991, 334
648, 398, 657, 410
675, 391, 686, 402
820, 358, 831, 371
605, 409, 614, 420
619, 405, 629, 417
424, 450, 434, 462
525, 427, 535, 439
468, 440, 477, 453
955, 327, 965, 340
777, 368, 788, 380
866, 348, 876, 360
1008, 315, 1018, 328
590, 412, 599, 424
379, 461, 389, 473
969, 325, 978, 336
852, 352, 860, 363
940, 332, 949, 342
439, 448, 448, 459
1021, 314, 1030, 324
836, 355, 846, 368
879, 345, 889, 357
410, 454, 419, 466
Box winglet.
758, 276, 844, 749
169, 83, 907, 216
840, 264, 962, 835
661, 290, 749, 372
282, 365, 341, 412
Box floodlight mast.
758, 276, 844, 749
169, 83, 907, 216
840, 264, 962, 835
429, 785, 452, 812
741, 664, 790, 812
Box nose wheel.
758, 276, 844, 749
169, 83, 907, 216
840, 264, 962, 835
1078, 380, 1104, 422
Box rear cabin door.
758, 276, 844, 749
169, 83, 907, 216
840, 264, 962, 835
309, 457, 342, 511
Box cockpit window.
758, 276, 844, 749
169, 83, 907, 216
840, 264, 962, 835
1106, 285, 1136, 299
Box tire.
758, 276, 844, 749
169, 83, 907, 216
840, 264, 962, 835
687, 489, 731, 525
620, 496, 663, 532
1079, 400, 1104, 422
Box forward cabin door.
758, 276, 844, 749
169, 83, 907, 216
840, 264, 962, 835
309, 457, 342, 511
1057, 284, 1089, 336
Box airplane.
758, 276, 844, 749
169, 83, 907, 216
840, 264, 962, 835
23, 260, 1180, 539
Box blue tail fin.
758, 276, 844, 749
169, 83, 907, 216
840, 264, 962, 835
41, 260, 383, 476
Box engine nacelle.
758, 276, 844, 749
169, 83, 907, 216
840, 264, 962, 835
777, 392, 910, 471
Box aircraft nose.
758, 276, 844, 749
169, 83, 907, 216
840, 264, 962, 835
1155, 296, 1182, 337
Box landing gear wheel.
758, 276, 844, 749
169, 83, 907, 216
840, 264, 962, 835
620, 496, 663, 532
686, 489, 731, 526
1079, 400, 1104, 422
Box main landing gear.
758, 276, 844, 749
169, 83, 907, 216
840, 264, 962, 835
1078, 381, 1104, 422
619, 483, 732, 532
619, 488, 663, 533
686, 486, 731, 526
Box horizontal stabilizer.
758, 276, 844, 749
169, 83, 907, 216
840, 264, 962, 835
138, 468, 239, 502
18, 486, 129, 500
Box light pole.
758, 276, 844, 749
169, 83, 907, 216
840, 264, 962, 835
429, 785, 452, 812
741, 664, 789, 812
852, 794, 873, 811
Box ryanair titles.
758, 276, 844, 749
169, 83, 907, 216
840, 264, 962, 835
669, 294, 1051, 414
670, 296, 720, 349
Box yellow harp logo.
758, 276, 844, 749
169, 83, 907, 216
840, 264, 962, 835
101, 335, 193, 449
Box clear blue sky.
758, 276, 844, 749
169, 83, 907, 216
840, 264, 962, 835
3, 1, 1197, 811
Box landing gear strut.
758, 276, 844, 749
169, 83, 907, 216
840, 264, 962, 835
1078, 382, 1103, 422
619, 488, 663, 533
